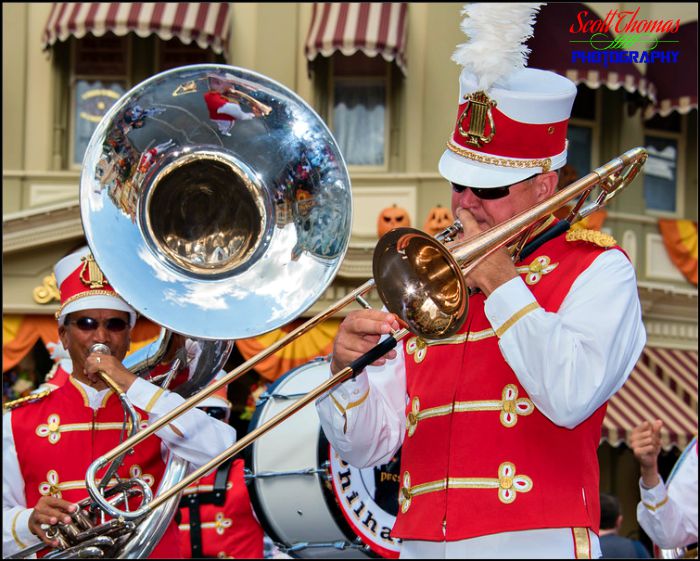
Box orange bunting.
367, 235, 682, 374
235, 318, 341, 381
3, 314, 162, 374
658, 219, 698, 286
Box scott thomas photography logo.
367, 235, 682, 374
569, 7, 681, 67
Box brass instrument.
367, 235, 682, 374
81, 147, 646, 540
12, 59, 647, 558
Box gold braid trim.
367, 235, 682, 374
447, 139, 552, 172
3, 389, 51, 411
565, 228, 617, 248
55, 290, 120, 319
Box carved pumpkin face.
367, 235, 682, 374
377, 205, 411, 237
423, 205, 453, 236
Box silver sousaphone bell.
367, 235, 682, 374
81, 64, 353, 340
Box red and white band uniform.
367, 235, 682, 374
637, 437, 698, 549
177, 458, 265, 559
3, 375, 237, 557
317, 223, 647, 558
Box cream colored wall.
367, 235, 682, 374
2, 2, 699, 313
229, 3, 300, 94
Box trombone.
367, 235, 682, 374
84, 146, 647, 521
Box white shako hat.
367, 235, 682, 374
54, 246, 137, 327
438, 3, 577, 188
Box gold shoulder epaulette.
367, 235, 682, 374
565, 228, 616, 248
3, 389, 51, 411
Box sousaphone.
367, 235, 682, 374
82, 64, 352, 340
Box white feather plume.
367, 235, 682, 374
452, 3, 544, 90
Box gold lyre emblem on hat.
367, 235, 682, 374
457, 91, 497, 147
79, 254, 106, 289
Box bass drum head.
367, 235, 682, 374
246, 358, 401, 558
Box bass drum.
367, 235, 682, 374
246, 357, 402, 558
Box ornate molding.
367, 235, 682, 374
32, 274, 60, 304
2, 203, 83, 253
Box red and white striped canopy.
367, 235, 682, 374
602, 346, 698, 451
42, 2, 231, 54
305, 3, 408, 75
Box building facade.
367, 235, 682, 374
3, 1, 698, 550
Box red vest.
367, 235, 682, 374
11, 378, 181, 558
177, 458, 264, 558
393, 229, 617, 541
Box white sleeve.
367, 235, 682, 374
126, 378, 237, 470
315, 339, 407, 468
484, 249, 646, 428
637, 447, 698, 548
3, 410, 42, 556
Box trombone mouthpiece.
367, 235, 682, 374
90, 343, 112, 356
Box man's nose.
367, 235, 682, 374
457, 187, 481, 208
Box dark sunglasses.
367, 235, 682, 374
67, 317, 129, 332
452, 175, 537, 200
201, 407, 228, 420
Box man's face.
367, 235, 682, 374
450, 173, 556, 232
58, 309, 131, 373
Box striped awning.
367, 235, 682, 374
644, 20, 698, 119
527, 2, 656, 102
42, 2, 231, 54
602, 346, 698, 451
305, 3, 408, 75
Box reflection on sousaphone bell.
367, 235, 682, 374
81, 64, 353, 340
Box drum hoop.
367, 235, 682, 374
245, 358, 377, 556
245, 370, 292, 549
317, 430, 381, 557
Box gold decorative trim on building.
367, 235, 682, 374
33, 273, 60, 304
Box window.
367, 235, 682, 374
643, 133, 682, 215
328, 54, 390, 170
63, 34, 222, 169
643, 112, 684, 216
565, 85, 600, 183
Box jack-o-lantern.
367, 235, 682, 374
423, 205, 453, 236
377, 204, 411, 238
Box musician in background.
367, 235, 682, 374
316, 4, 646, 558
630, 420, 698, 551
3, 246, 237, 558
177, 374, 265, 559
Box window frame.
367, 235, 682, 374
327, 58, 391, 173
641, 122, 686, 218
67, 37, 132, 171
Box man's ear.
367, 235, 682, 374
534, 171, 558, 202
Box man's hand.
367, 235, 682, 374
84, 353, 136, 393
27, 496, 78, 547
455, 208, 518, 296
630, 419, 663, 488
331, 310, 400, 375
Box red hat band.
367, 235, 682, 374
450, 97, 569, 163
58, 254, 118, 309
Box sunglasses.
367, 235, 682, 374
201, 407, 228, 420
452, 175, 537, 200
67, 317, 129, 332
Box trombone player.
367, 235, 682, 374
316, 4, 646, 558
3, 246, 237, 557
